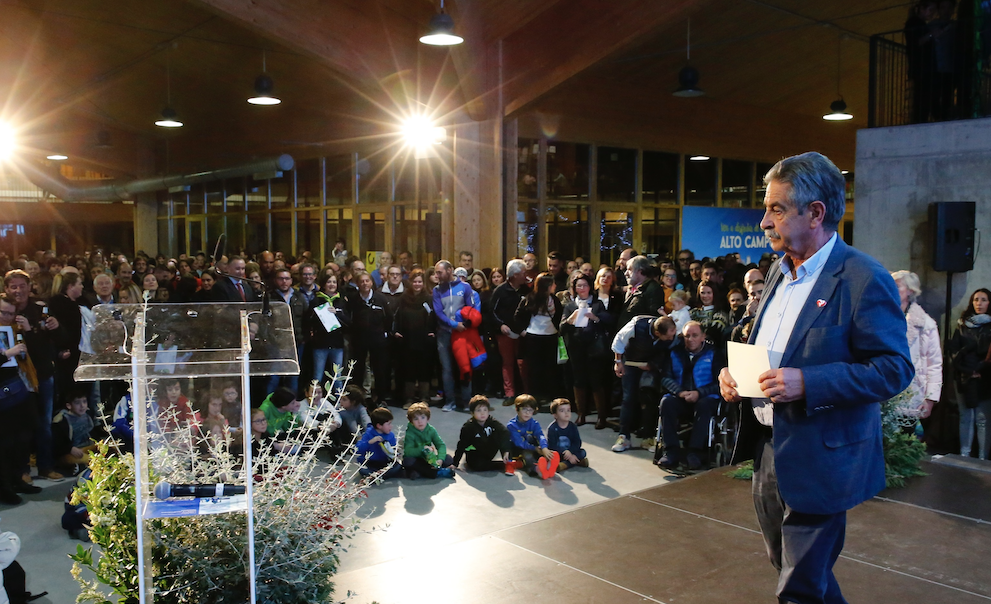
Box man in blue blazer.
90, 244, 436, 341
720, 152, 913, 604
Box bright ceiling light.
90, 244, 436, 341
247, 51, 281, 105
47, 154, 69, 161
689, 155, 710, 161
420, 1, 463, 46
401, 115, 446, 148
0, 121, 16, 160
823, 98, 853, 121
155, 107, 184, 128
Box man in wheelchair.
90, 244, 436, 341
657, 321, 727, 471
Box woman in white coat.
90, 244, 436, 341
891, 271, 942, 420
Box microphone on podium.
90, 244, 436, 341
154, 481, 246, 500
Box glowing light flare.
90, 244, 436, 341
0, 121, 16, 160
46, 154, 69, 161
689, 155, 710, 161
401, 115, 446, 148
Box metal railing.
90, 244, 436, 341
868, 29, 990, 128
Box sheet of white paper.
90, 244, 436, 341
727, 341, 771, 398
574, 306, 590, 328
314, 303, 341, 333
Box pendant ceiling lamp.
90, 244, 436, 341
823, 36, 853, 121
248, 50, 281, 105
673, 18, 704, 98
155, 54, 183, 128
419, 0, 464, 46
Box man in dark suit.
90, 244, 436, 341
719, 152, 913, 604
213, 256, 259, 303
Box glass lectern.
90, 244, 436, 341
75, 302, 299, 604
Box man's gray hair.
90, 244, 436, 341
682, 320, 703, 335
506, 258, 526, 279
93, 273, 113, 285
628, 255, 652, 276
763, 152, 846, 230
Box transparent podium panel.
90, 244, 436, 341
74, 302, 296, 604
75, 302, 299, 380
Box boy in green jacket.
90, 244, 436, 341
402, 402, 455, 479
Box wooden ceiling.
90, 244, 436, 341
0, 0, 908, 177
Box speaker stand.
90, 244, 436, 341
944, 271, 953, 349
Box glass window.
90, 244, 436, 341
685, 156, 716, 206
516, 202, 539, 257
325, 208, 353, 263
395, 156, 443, 203
174, 217, 186, 257
596, 146, 635, 202
296, 159, 323, 207
357, 154, 391, 203
326, 155, 353, 205
246, 213, 269, 255
755, 162, 773, 201
518, 138, 538, 200
642, 207, 679, 258
642, 151, 679, 204
270, 174, 291, 209
207, 215, 225, 254
205, 181, 224, 213
548, 142, 590, 200
721, 160, 753, 208
224, 178, 248, 212
188, 184, 206, 214
395, 205, 424, 263
844, 172, 855, 203
157, 219, 171, 257
298, 209, 323, 261
171, 193, 188, 216
359, 212, 386, 253
546, 205, 589, 262
226, 214, 245, 256
157, 193, 169, 217
245, 178, 268, 211
598, 209, 633, 267
273, 212, 293, 257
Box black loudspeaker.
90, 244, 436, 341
929, 201, 975, 272
424, 212, 442, 257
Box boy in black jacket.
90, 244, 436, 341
453, 395, 511, 472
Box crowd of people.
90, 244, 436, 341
0, 235, 983, 505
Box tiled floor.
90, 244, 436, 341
6, 403, 991, 604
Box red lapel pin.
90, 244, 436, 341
816, 299, 827, 308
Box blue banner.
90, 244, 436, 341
680, 206, 774, 264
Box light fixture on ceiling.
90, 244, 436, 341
46, 154, 69, 161
401, 115, 446, 149
155, 53, 183, 128
419, 0, 464, 46
689, 155, 710, 161
823, 36, 853, 121
248, 50, 281, 105
673, 18, 704, 98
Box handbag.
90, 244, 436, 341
0, 376, 28, 410
556, 336, 569, 365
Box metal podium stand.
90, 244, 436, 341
75, 302, 299, 604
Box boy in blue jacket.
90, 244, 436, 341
546, 398, 588, 472
506, 394, 558, 478
355, 408, 403, 479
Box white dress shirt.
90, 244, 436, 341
752, 232, 838, 426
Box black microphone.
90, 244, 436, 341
154, 480, 246, 499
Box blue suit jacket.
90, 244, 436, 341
731, 238, 913, 515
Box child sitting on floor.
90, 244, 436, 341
249, 407, 296, 456
52, 390, 99, 473
506, 394, 558, 478
337, 385, 372, 441
402, 403, 455, 479
546, 398, 589, 472
355, 407, 403, 479
453, 395, 511, 472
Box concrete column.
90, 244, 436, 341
450, 116, 505, 270
134, 193, 159, 257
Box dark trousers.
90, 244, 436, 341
352, 339, 390, 403
659, 394, 719, 456
754, 439, 849, 604
619, 365, 644, 437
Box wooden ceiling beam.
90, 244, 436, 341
501, 0, 701, 117
189, 0, 423, 89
